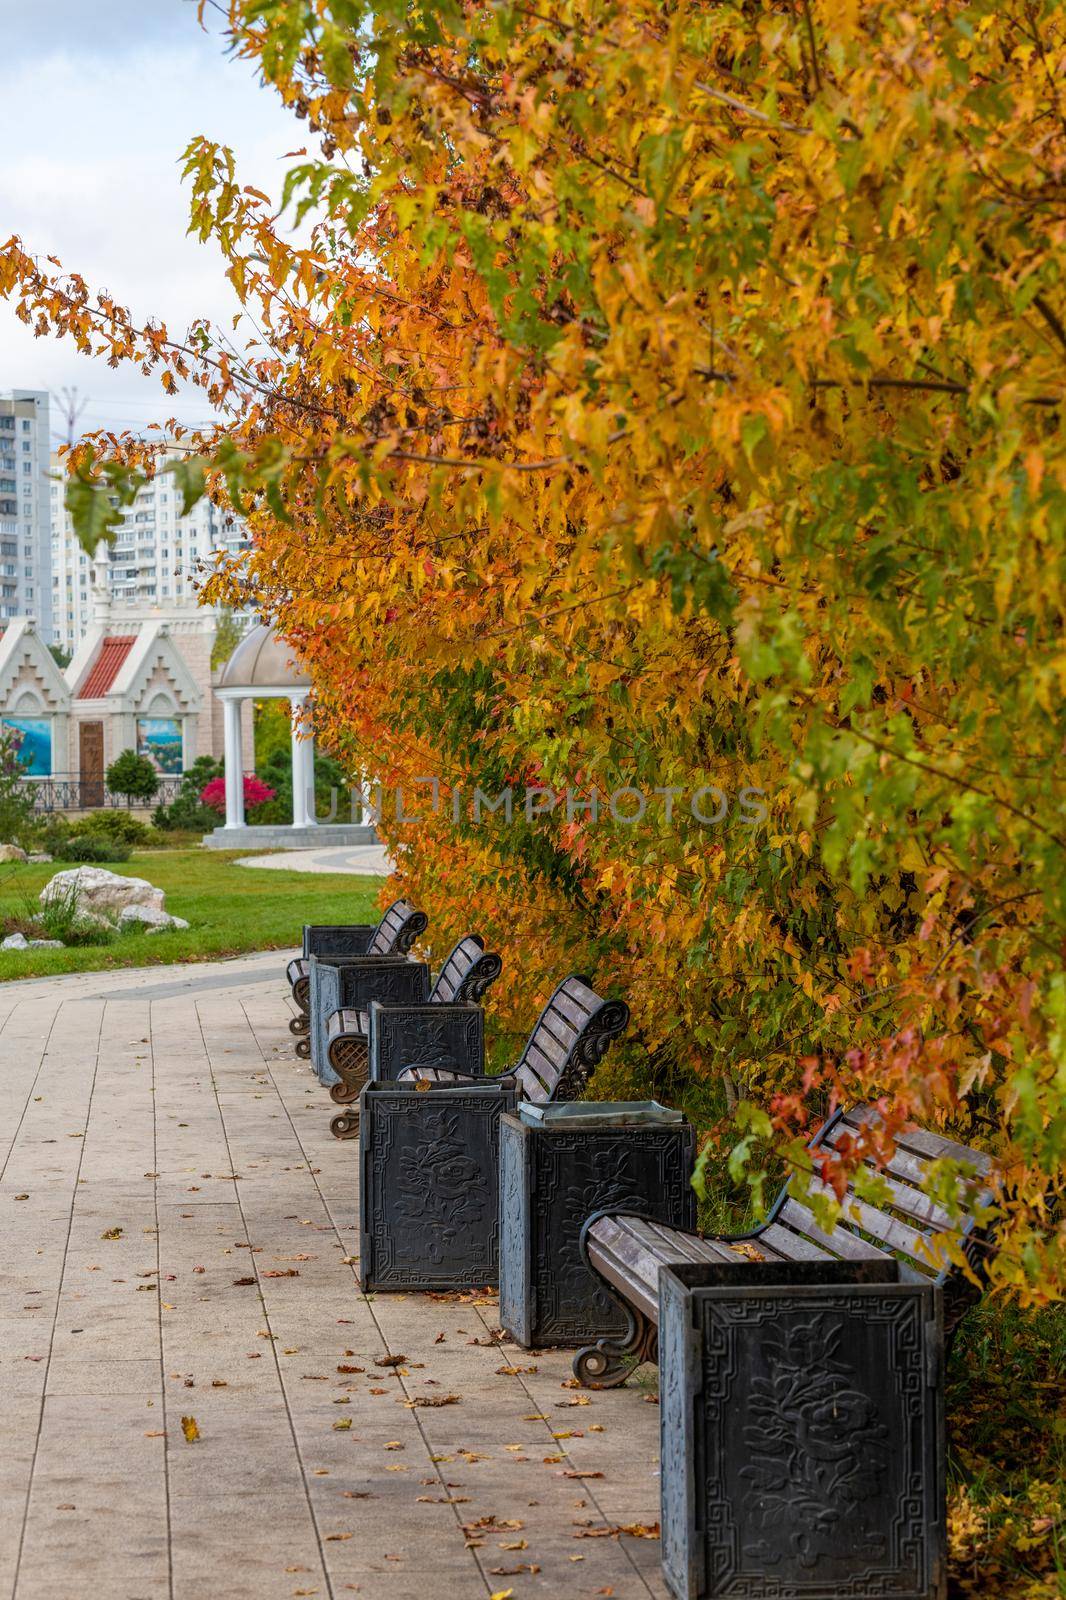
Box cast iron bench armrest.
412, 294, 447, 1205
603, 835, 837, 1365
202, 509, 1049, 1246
574, 1212, 746, 1387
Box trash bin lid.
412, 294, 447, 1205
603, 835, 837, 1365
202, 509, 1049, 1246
517, 1099, 685, 1128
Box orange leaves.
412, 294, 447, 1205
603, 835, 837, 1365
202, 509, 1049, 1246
3, 0, 1063, 1301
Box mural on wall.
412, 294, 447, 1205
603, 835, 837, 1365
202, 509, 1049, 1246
3, 717, 52, 777
136, 717, 183, 774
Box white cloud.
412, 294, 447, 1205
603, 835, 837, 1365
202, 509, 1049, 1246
0, 15, 303, 438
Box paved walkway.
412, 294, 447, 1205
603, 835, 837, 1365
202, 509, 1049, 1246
0, 953, 667, 1600
234, 845, 393, 876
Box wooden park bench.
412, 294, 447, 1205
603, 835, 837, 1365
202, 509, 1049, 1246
285, 898, 427, 1048
394, 973, 630, 1106
324, 932, 503, 1117
573, 1103, 996, 1387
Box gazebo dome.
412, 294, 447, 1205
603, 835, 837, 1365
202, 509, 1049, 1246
218, 624, 311, 691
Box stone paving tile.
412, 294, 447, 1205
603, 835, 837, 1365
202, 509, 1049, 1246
0, 953, 669, 1600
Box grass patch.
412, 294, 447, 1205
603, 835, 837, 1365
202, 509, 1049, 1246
0, 849, 386, 981
946, 1301, 1066, 1597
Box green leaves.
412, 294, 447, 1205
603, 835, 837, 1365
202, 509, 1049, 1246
64, 452, 146, 558
165, 457, 209, 518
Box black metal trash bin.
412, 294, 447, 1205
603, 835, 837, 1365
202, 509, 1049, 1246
367, 999, 486, 1083
499, 1102, 696, 1348
359, 1079, 517, 1291
658, 1258, 945, 1600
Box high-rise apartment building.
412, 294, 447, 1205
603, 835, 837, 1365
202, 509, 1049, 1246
0, 390, 52, 635
49, 448, 250, 652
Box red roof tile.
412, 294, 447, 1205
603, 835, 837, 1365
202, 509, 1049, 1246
78, 636, 137, 699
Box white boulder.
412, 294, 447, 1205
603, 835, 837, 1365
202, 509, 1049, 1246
40, 866, 166, 919
0, 844, 27, 862
2, 932, 63, 949
118, 904, 189, 934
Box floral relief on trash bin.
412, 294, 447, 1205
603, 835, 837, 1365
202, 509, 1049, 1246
739, 1315, 890, 1567
396, 1111, 489, 1264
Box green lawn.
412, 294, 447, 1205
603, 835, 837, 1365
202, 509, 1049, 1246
0, 850, 386, 981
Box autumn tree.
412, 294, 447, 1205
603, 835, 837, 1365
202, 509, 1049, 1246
2, 0, 1063, 1301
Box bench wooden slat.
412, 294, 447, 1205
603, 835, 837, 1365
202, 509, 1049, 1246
513, 1064, 553, 1102
826, 1121, 971, 1201
586, 1215, 750, 1326
809, 1176, 941, 1271
524, 1040, 568, 1085
756, 1221, 834, 1263
821, 1125, 955, 1229
526, 1027, 573, 1071
587, 1240, 659, 1323
844, 1106, 992, 1175
400, 972, 627, 1105
637, 1218, 715, 1266
550, 988, 598, 1029
778, 1198, 893, 1263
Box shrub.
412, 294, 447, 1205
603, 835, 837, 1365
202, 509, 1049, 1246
72, 810, 151, 846
153, 756, 224, 832
200, 773, 276, 815
53, 836, 132, 864
106, 748, 159, 803
26, 815, 72, 856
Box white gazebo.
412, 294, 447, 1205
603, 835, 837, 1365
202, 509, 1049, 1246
204, 624, 376, 850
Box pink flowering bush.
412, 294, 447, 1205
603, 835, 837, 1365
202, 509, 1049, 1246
200, 774, 276, 815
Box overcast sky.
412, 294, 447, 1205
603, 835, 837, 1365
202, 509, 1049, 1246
0, 0, 303, 441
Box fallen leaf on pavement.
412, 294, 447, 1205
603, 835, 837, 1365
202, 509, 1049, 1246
180, 1416, 200, 1443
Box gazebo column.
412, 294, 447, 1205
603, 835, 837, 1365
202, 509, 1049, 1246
290, 691, 315, 828
222, 695, 246, 829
